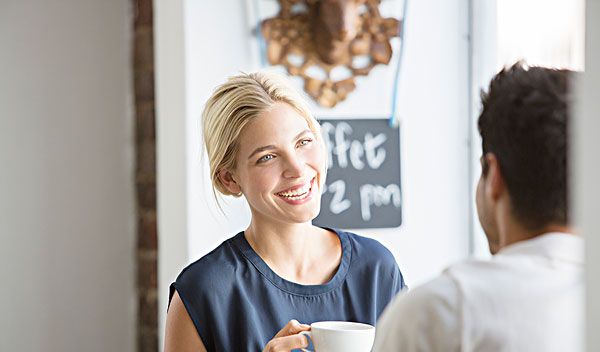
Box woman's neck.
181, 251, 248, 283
244, 218, 341, 285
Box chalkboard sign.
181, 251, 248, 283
313, 119, 402, 229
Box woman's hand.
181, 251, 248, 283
263, 319, 311, 352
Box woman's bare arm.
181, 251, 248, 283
165, 291, 310, 351
164, 291, 207, 352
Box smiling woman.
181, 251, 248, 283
222, 103, 325, 224
163, 71, 405, 352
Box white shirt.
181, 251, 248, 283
373, 233, 584, 352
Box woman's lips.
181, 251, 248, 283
275, 177, 316, 204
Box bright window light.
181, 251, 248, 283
496, 0, 585, 70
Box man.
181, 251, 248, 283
373, 63, 583, 351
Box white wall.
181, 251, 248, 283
0, 1, 136, 351
154, 0, 189, 347
469, 0, 497, 258
578, 1, 600, 350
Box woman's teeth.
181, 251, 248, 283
277, 180, 312, 200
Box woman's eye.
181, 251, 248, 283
257, 154, 274, 163
298, 138, 313, 147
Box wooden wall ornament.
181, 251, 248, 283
261, 0, 402, 108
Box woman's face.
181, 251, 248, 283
229, 102, 326, 225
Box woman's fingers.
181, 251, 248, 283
273, 319, 310, 338
263, 320, 311, 352
263, 333, 309, 352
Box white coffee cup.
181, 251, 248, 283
299, 321, 375, 352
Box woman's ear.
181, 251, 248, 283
218, 169, 242, 195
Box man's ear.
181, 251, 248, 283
218, 169, 242, 195
484, 153, 505, 201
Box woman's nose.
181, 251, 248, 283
282, 155, 305, 178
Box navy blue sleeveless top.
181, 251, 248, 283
169, 228, 405, 352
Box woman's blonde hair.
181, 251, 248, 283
203, 71, 320, 197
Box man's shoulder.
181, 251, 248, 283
373, 274, 461, 351
398, 273, 460, 309
444, 257, 498, 276
443, 254, 540, 287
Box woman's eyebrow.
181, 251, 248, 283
248, 145, 276, 160
294, 129, 313, 140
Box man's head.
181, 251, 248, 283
476, 63, 573, 253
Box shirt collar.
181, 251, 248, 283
497, 232, 583, 265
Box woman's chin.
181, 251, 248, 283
284, 204, 322, 224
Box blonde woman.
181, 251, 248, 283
164, 72, 405, 352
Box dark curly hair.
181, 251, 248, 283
478, 63, 573, 231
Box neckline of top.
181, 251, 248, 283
230, 227, 352, 296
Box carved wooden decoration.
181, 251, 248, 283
261, 0, 401, 108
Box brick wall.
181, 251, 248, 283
133, 0, 158, 350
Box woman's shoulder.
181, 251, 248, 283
174, 232, 244, 290
336, 229, 396, 261
333, 228, 406, 290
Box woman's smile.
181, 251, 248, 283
275, 177, 316, 204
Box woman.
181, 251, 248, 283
164, 72, 405, 352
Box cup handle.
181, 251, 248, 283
299, 330, 313, 352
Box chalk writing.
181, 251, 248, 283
314, 119, 402, 229
321, 122, 387, 170
359, 183, 402, 221
326, 180, 351, 214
